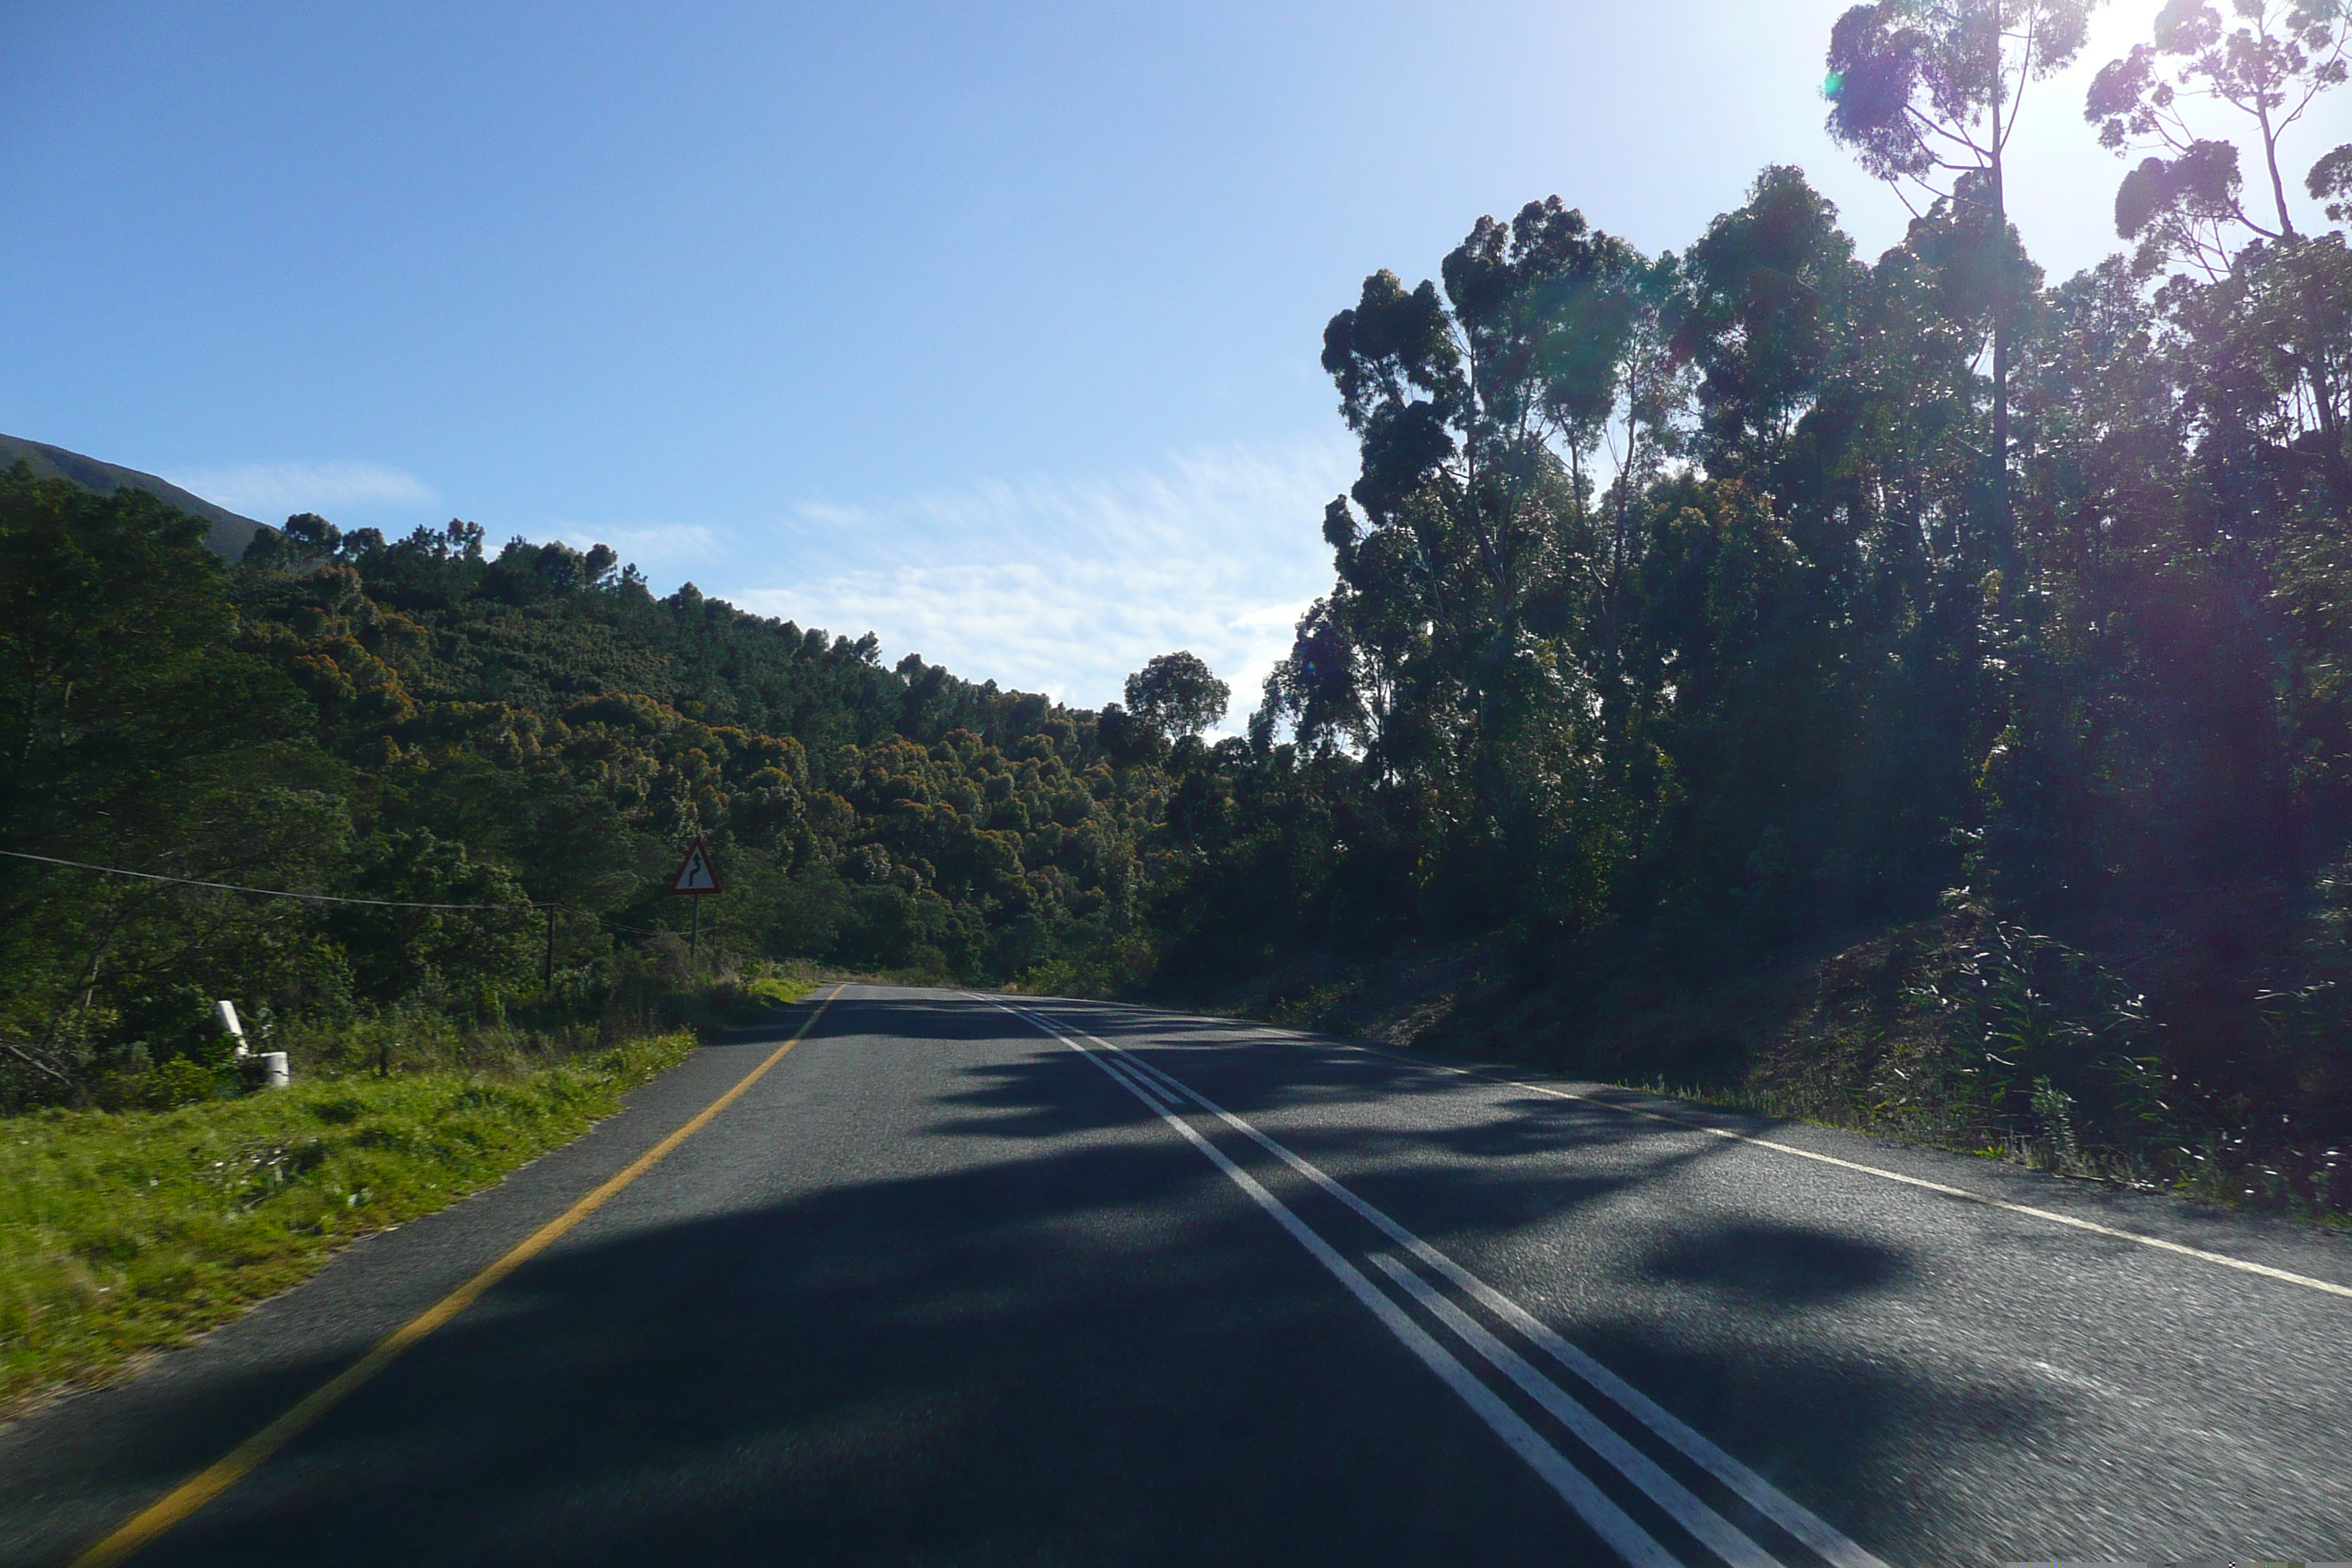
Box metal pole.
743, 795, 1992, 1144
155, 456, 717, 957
690, 898, 700, 967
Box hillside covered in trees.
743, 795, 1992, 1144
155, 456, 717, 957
5, 1, 2350, 1214
0, 483, 1199, 1078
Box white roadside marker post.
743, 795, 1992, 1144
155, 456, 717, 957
216, 1000, 290, 1089
214, 999, 247, 1059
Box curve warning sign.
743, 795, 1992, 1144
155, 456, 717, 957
666, 837, 723, 896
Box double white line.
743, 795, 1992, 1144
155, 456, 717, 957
984, 999, 1889, 1568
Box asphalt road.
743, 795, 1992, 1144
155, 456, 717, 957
4, 984, 2351, 1566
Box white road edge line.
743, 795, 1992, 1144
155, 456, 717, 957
1366, 1252, 1785, 1568
983, 999, 1683, 1568
1317, 1036, 2352, 1304
1016, 1000, 1891, 1568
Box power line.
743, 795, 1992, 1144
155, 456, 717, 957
0, 849, 707, 932
0, 848, 536, 911
593, 913, 687, 938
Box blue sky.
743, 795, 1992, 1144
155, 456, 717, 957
3, 0, 2326, 717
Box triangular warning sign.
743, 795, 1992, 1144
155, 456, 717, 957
666, 837, 723, 895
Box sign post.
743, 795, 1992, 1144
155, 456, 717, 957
664, 837, 723, 962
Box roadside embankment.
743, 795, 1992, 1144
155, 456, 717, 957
0, 976, 813, 1416
1161, 896, 2352, 1228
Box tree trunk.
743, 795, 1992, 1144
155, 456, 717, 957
1991, 53, 2013, 597
2255, 94, 2299, 240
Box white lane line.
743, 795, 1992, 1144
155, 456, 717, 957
987, 1000, 1683, 1568
1309, 1039, 2352, 1305
1025, 1006, 1890, 1568
1093, 1052, 1176, 1111
1367, 1253, 1786, 1568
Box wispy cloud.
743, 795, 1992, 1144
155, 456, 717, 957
166, 461, 437, 516
734, 435, 1352, 724
550, 520, 731, 573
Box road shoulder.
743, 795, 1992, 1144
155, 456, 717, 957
0, 1002, 826, 1568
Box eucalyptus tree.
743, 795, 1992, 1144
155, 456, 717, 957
1671, 167, 1865, 478
1287, 197, 1664, 920
1824, 0, 2101, 581
0, 468, 342, 1083
2085, 0, 2349, 272
2081, 3, 2350, 562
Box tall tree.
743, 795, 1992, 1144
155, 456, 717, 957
1289, 200, 1658, 920
1825, 0, 2100, 584
2085, 0, 2351, 274
1124, 652, 1230, 740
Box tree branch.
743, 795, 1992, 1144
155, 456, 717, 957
0, 1041, 79, 1088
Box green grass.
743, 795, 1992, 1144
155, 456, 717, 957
740, 973, 820, 1009
0, 1032, 700, 1413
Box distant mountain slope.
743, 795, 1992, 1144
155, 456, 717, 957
0, 432, 264, 559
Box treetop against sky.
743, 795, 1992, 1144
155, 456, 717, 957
1, 0, 2338, 714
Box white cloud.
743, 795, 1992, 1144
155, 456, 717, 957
733, 435, 1353, 725
167, 461, 437, 516
1232, 598, 1316, 630
568, 521, 729, 568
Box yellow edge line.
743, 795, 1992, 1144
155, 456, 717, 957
1323, 1037, 2352, 1303
70, 984, 845, 1568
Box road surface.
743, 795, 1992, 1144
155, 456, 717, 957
4, 984, 2349, 1565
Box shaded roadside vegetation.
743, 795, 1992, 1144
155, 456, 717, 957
4, 2, 2349, 1223
1186, 905, 2349, 1219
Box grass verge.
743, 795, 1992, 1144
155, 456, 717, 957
0, 1031, 704, 1416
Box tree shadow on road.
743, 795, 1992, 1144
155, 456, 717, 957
1644, 1221, 1913, 1305
7, 991, 2081, 1568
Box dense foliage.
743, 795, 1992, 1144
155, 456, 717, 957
4, 4, 2350, 1206
1210, 1, 2352, 1196
0, 484, 1194, 1101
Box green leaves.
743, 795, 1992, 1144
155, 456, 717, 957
1322, 270, 1463, 433
1677, 167, 1863, 472
2084, 0, 2349, 263
1123, 652, 1230, 741
328, 829, 535, 1006
0, 468, 344, 1083
1827, 0, 2100, 188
